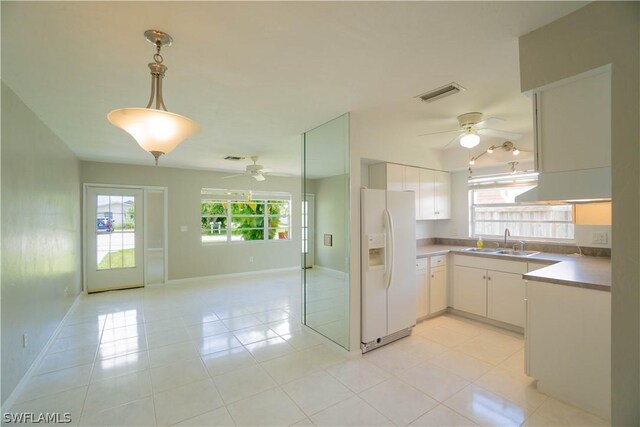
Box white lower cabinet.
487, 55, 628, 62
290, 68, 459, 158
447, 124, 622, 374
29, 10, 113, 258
416, 258, 428, 319
429, 265, 447, 313
452, 255, 528, 327
487, 270, 526, 327
416, 255, 448, 320
453, 266, 487, 316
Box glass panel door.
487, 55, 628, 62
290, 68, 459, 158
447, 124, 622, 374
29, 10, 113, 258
86, 187, 144, 292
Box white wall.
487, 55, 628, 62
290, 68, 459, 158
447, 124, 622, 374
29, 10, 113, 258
311, 174, 348, 272
1, 83, 82, 404
81, 162, 301, 281
518, 3, 639, 424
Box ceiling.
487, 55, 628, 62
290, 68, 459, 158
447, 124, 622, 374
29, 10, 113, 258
2, 2, 585, 176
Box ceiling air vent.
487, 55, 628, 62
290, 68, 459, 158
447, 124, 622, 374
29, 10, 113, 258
416, 82, 466, 103
224, 156, 245, 161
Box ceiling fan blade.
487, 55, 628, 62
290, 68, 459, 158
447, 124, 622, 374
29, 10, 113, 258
474, 117, 505, 129
259, 168, 273, 173
477, 128, 523, 140
252, 173, 266, 182
222, 173, 246, 179
443, 133, 462, 149
418, 128, 461, 137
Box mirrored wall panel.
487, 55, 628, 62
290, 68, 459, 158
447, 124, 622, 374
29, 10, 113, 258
302, 113, 350, 349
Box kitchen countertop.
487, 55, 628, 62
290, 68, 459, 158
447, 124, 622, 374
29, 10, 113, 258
416, 244, 611, 292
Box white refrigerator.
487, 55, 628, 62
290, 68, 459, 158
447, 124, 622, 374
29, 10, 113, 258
361, 189, 416, 353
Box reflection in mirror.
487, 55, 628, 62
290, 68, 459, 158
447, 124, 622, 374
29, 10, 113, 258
302, 113, 350, 349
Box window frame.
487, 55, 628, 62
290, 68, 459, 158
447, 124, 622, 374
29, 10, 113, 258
201, 189, 291, 244
468, 176, 575, 243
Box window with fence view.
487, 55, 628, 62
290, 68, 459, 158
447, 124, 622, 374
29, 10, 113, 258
201, 189, 291, 243
469, 177, 574, 242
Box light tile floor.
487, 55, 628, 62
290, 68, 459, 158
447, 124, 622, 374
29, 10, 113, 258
5, 270, 609, 426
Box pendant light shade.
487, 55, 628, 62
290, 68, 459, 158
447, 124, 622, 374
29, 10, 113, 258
108, 108, 199, 157
108, 30, 199, 165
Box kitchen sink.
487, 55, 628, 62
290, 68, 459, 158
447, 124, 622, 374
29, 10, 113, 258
464, 248, 500, 253
495, 249, 540, 257
464, 247, 539, 257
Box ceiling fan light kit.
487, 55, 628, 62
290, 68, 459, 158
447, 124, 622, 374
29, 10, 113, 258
419, 111, 523, 150
222, 156, 271, 181
460, 132, 480, 148
108, 29, 199, 165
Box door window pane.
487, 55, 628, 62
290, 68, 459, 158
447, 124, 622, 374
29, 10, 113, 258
96, 195, 136, 270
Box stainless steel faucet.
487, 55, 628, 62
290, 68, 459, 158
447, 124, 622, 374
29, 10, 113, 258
504, 228, 511, 248
518, 240, 526, 252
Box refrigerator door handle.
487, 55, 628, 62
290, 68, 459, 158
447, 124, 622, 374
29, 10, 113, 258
384, 209, 394, 289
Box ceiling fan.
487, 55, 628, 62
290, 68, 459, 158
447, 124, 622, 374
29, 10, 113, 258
419, 112, 523, 149
222, 156, 272, 181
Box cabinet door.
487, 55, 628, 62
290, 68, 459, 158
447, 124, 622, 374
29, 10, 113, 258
416, 270, 428, 319
429, 266, 447, 313
453, 266, 487, 316
386, 164, 404, 191
419, 169, 435, 219
404, 166, 421, 219
434, 171, 451, 219
487, 270, 525, 327
538, 68, 610, 172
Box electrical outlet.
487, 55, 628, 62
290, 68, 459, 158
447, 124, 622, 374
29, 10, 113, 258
592, 232, 608, 244
64, 287, 70, 297
249, 256, 254, 263
180, 226, 188, 232
22, 333, 28, 348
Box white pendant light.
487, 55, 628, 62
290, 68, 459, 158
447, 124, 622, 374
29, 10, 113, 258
459, 131, 480, 148
108, 30, 199, 165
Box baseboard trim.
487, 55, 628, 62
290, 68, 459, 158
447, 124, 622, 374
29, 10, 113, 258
308, 265, 348, 275
166, 266, 300, 286
1, 293, 83, 413
446, 308, 524, 334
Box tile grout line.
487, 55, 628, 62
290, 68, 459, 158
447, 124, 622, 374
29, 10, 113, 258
77, 309, 107, 425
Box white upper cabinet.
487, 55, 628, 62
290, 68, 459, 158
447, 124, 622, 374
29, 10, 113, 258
434, 170, 451, 219
404, 166, 421, 220
534, 66, 611, 172
369, 163, 450, 220
419, 168, 435, 219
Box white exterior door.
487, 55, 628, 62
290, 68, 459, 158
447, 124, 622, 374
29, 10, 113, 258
86, 186, 144, 292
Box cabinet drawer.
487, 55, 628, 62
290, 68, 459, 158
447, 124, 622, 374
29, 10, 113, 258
416, 257, 428, 271
454, 255, 527, 274
430, 255, 447, 268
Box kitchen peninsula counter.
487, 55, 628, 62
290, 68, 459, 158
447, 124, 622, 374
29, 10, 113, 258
416, 244, 611, 292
